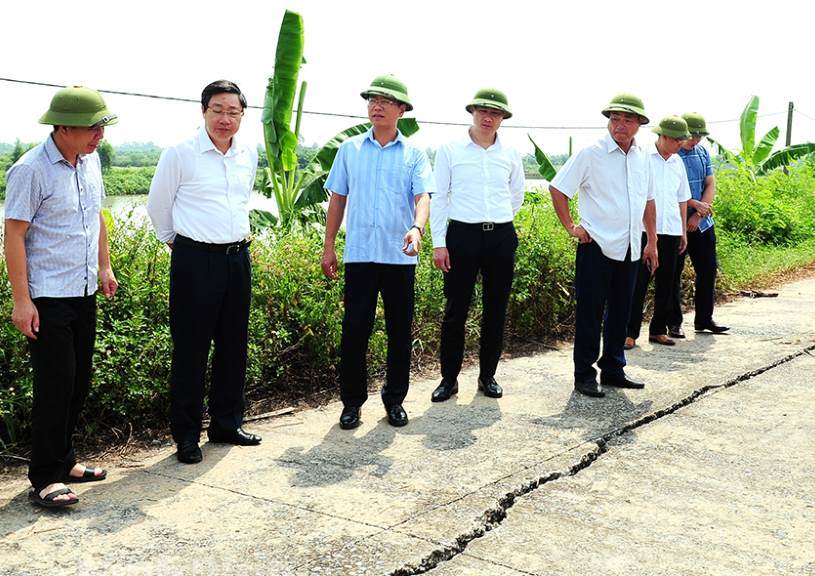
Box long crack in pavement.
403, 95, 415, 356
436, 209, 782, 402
388, 343, 815, 576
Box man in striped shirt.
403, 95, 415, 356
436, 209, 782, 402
667, 113, 730, 336
4, 86, 118, 508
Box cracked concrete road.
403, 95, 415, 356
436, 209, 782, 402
2, 277, 815, 576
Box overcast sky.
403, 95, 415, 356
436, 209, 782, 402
2, 0, 813, 156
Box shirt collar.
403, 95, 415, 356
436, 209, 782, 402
463, 129, 503, 150
197, 125, 241, 156
44, 134, 84, 166
603, 131, 640, 155
365, 127, 405, 149
649, 142, 678, 162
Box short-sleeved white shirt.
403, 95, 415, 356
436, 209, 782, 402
647, 143, 691, 236
551, 132, 653, 261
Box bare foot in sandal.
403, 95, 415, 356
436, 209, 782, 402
30, 483, 79, 508
66, 463, 107, 482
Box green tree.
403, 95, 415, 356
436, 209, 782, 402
97, 140, 114, 172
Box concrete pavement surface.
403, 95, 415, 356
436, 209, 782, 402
1, 276, 814, 576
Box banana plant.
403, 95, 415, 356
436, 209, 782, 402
527, 134, 557, 181
708, 96, 815, 179
258, 9, 307, 230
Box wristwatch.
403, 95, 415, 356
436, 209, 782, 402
409, 224, 424, 237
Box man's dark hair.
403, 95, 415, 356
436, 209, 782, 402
201, 80, 248, 110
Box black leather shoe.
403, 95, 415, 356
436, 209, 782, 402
477, 376, 503, 398
207, 427, 262, 446
574, 379, 605, 398
668, 325, 686, 338
431, 379, 458, 402
339, 406, 361, 430
601, 373, 645, 389
695, 320, 730, 334
177, 441, 202, 464
386, 404, 408, 427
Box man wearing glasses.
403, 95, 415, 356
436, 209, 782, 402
429, 88, 524, 402
4, 86, 118, 507
667, 113, 730, 337
321, 74, 433, 430
549, 94, 658, 398
148, 80, 261, 464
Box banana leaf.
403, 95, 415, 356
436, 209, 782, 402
262, 10, 304, 172
757, 142, 815, 174
739, 95, 759, 162
527, 134, 557, 181
752, 126, 780, 166
707, 137, 743, 168
299, 118, 421, 207
249, 209, 278, 233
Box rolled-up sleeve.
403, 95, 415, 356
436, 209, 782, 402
510, 148, 525, 214
147, 147, 181, 243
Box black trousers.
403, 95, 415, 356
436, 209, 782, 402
668, 226, 718, 327
169, 236, 251, 444
339, 263, 415, 408
28, 295, 96, 491
440, 220, 518, 382
628, 233, 680, 339
573, 241, 637, 383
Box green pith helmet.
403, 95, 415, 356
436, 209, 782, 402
466, 87, 512, 119
682, 112, 710, 136
360, 74, 413, 111
652, 116, 691, 139
39, 86, 118, 128
602, 93, 649, 125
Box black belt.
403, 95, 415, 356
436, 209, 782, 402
175, 234, 251, 254
450, 220, 512, 232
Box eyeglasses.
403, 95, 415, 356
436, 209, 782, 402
367, 96, 398, 108
207, 106, 244, 119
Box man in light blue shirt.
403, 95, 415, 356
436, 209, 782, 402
321, 74, 433, 430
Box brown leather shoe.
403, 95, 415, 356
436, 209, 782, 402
649, 334, 676, 346
624, 337, 636, 350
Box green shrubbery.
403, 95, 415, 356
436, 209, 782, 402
2, 162, 815, 451
102, 166, 155, 196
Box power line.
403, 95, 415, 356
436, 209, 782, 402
794, 108, 815, 122
0, 76, 794, 131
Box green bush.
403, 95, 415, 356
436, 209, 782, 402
102, 166, 155, 196
715, 162, 815, 245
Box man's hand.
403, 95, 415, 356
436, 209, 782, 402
643, 241, 659, 275
99, 267, 119, 299
321, 247, 339, 280
679, 233, 688, 255
433, 247, 451, 272
11, 298, 39, 340
569, 224, 592, 244
687, 212, 702, 233
402, 227, 422, 257
691, 199, 711, 217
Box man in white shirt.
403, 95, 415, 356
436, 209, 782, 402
429, 88, 524, 402
627, 116, 691, 349
148, 80, 261, 464
549, 94, 658, 398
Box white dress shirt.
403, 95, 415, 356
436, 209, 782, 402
551, 132, 654, 261
147, 127, 258, 244
430, 132, 525, 248
648, 143, 691, 236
